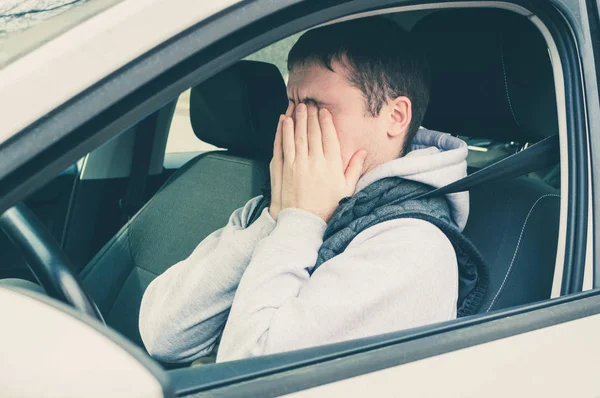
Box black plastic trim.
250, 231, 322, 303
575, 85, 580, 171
583, 0, 600, 289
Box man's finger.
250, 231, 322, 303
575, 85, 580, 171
306, 103, 322, 156
294, 103, 308, 157
319, 108, 341, 160
344, 150, 368, 194
273, 115, 284, 163
282, 116, 295, 164
285, 101, 295, 117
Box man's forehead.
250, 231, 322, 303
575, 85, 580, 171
287, 64, 335, 87
286, 62, 351, 100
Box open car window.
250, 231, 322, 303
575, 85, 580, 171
153, 4, 568, 367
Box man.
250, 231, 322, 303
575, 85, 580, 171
139, 17, 477, 364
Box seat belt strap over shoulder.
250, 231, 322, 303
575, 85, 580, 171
412, 134, 560, 201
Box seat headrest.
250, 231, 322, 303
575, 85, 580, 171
190, 60, 288, 159
412, 9, 558, 143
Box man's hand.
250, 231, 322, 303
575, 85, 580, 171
269, 103, 294, 220
280, 102, 367, 223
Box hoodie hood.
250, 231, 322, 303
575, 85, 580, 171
355, 127, 469, 231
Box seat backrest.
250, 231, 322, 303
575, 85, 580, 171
80, 61, 287, 345
465, 176, 560, 311
413, 9, 561, 312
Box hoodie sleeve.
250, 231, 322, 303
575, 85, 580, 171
139, 196, 275, 363
216, 209, 459, 362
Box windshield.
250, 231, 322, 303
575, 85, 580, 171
0, 0, 122, 68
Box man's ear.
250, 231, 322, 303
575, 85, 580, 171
387, 96, 412, 138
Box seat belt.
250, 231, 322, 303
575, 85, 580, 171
119, 111, 161, 222
247, 134, 560, 225
411, 134, 560, 201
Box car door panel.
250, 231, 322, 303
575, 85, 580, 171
169, 290, 600, 397
287, 312, 600, 397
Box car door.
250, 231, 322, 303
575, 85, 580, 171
165, 291, 600, 397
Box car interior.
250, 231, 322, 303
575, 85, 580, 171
0, 7, 562, 366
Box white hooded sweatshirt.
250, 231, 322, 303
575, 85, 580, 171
139, 128, 469, 363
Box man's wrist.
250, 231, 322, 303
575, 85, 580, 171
279, 200, 336, 223
275, 208, 327, 240
243, 207, 276, 237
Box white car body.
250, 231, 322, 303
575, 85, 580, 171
0, 0, 599, 397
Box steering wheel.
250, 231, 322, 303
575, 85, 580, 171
0, 203, 105, 323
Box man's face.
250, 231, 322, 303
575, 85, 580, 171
286, 61, 390, 172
